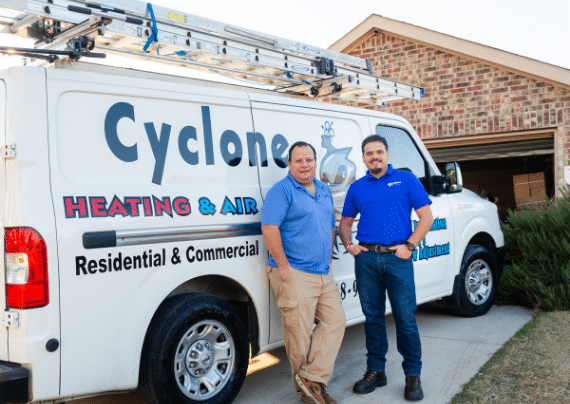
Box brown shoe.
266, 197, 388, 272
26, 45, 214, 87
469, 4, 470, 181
301, 387, 338, 404
295, 374, 326, 404
321, 387, 339, 404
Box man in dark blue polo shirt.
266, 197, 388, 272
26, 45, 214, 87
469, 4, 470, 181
339, 134, 433, 402
262, 141, 346, 404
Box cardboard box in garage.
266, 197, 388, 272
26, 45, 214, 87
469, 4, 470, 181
513, 172, 547, 208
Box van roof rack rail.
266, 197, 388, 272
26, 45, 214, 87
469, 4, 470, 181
0, 0, 423, 104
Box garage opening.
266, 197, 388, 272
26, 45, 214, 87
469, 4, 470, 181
454, 154, 554, 219
426, 130, 555, 219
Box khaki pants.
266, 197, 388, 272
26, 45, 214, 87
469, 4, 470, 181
267, 266, 346, 392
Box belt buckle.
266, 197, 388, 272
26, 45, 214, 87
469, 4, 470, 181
375, 244, 391, 254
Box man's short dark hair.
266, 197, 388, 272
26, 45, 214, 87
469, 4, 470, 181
288, 141, 316, 161
361, 135, 388, 154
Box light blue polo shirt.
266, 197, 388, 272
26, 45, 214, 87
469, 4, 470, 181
342, 165, 432, 246
262, 172, 335, 275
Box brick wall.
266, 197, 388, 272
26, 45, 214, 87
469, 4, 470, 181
330, 30, 570, 191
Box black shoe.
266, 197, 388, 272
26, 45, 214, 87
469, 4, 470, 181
404, 376, 424, 401
352, 370, 387, 394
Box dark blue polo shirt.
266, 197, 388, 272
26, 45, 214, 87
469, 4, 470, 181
262, 173, 335, 275
342, 165, 432, 245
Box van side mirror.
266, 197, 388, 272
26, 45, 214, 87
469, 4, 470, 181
431, 175, 446, 196
444, 162, 463, 193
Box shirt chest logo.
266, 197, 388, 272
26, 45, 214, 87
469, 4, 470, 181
388, 181, 402, 187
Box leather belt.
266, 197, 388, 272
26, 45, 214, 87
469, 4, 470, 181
359, 242, 394, 254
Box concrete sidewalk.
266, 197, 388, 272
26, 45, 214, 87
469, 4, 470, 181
233, 304, 533, 404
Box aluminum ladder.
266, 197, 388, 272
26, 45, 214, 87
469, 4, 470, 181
0, 0, 423, 104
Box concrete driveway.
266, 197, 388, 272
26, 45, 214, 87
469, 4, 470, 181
233, 304, 533, 404
69, 304, 532, 404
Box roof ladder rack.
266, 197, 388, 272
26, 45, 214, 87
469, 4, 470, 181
0, 0, 423, 104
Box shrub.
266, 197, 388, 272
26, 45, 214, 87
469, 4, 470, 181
499, 188, 570, 311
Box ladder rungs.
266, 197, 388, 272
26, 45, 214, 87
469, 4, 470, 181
102, 0, 372, 70
97, 45, 307, 86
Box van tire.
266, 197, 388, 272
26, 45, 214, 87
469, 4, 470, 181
455, 245, 498, 317
140, 293, 248, 404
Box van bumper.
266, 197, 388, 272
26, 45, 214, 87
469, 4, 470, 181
0, 361, 29, 403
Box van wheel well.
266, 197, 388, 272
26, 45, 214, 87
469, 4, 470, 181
165, 275, 260, 356
467, 232, 497, 256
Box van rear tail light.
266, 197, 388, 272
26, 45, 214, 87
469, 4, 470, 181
5, 228, 49, 309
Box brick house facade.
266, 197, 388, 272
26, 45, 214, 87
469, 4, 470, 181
328, 15, 570, 217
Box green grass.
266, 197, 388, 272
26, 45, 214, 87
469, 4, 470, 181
450, 311, 570, 404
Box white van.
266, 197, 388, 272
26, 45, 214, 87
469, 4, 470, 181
0, 62, 504, 404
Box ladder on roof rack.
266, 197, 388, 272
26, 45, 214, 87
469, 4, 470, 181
0, 0, 423, 104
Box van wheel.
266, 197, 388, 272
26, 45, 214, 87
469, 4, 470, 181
456, 245, 498, 317
140, 294, 248, 404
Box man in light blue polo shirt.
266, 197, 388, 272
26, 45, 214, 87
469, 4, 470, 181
262, 141, 346, 404
339, 134, 433, 402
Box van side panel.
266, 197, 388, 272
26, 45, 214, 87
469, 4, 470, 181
3, 67, 61, 400
46, 68, 269, 396
250, 98, 369, 339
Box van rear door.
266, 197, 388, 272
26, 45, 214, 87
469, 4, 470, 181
0, 79, 6, 360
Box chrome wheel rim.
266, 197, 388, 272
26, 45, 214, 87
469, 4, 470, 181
464, 258, 493, 306
174, 320, 235, 401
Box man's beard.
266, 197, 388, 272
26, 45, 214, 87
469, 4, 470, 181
370, 166, 384, 174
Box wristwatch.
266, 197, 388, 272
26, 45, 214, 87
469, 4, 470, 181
405, 241, 416, 251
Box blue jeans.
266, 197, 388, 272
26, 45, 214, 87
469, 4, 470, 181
355, 251, 422, 376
